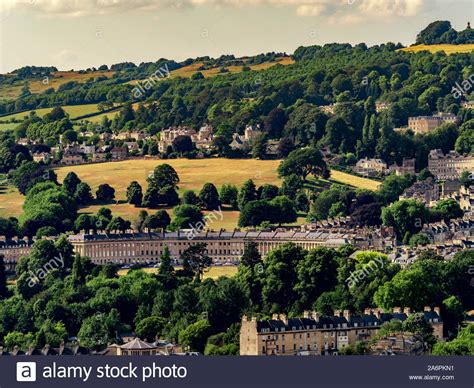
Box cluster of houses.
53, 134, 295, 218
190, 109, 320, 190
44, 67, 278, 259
239, 306, 444, 356
354, 157, 416, 177
0, 337, 187, 357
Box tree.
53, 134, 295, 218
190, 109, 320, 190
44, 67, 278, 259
295, 191, 309, 213
441, 295, 465, 338
276, 137, 295, 158
159, 246, 174, 275
126, 181, 143, 207
432, 326, 474, 355
381, 199, 429, 241
135, 316, 166, 342
106, 216, 131, 233
251, 133, 267, 159
262, 243, 306, 312
279, 174, 303, 200
277, 147, 329, 181
409, 233, 430, 248
241, 241, 261, 268
74, 214, 93, 233
11, 161, 57, 195
199, 183, 221, 210
219, 184, 238, 208
430, 198, 463, 223
75, 182, 93, 205
459, 170, 473, 186
270, 196, 297, 225
172, 135, 194, 154
181, 243, 212, 281
182, 190, 199, 205
171, 205, 204, 230
295, 248, 339, 309
263, 107, 287, 139
259, 184, 279, 201
62, 171, 81, 195
96, 184, 115, 202
237, 180, 257, 210
78, 309, 124, 351
238, 200, 278, 227
148, 164, 179, 189
143, 210, 171, 231
178, 320, 212, 353
402, 313, 437, 351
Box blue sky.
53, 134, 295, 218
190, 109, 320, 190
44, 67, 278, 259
0, 0, 472, 73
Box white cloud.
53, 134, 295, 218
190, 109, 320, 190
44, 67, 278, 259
0, 0, 428, 22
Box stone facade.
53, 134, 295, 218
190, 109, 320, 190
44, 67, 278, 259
428, 149, 474, 180
399, 178, 440, 206
408, 114, 459, 134
240, 307, 443, 356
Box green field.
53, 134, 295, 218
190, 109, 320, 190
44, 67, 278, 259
0, 103, 102, 121
118, 266, 238, 279
0, 158, 380, 227
399, 44, 474, 54
0, 122, 18, 131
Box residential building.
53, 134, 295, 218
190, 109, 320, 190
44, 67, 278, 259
61, 151, 84, 165
240, 307, 443, 355
408, 113, 459, 134
92, 152, 108, 162
158, 125, 214, 153
375, 101, 392, 112
428, 149, 474, 180
443, 184, 474, 212
110, 146, 128, 160
388, 158, 416, 176
399, 178, 440, 206
461, 101, 474, 109
32, 152, 51, 164
66, 230, 354, 266
0, 238, 32, 271
354, 158, 387, 177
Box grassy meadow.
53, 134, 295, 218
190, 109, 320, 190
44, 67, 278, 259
0, 158, 380, 227
0, 71, 115, 100
0, 103, 103, 121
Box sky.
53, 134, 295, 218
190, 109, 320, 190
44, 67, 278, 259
0, 0, 472, 73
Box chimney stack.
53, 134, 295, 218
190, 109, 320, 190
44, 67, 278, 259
374, 308, 384, 319
303, 311, 311, 319
334, 309, 342, 317
424, 306, 431, 312
272, 313, 279, 320
343, 310, 351, 321
403, 307, 412, 315
393, 307, 401, 313
311, 311, 321, 321
433, 307, 441, 316
279, 314, 288, 325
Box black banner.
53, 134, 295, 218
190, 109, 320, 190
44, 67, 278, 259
0, 356, 472, 388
